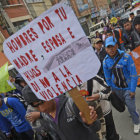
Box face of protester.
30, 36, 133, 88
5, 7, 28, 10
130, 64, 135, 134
124, 22, 132, 31
94, 41, 102, 51
106, 33, 113, 38
135, 24, 140, 33
105, 44, 118, 58
130, 15, 134, 20
20, 81, 27, 88
32, 99, 56, 114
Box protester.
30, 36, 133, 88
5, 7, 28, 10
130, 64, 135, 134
93, 38, 106, 79
117, 16, 123, 28
130, 13, 135, 22
0, 94, 34, 140
15, 74, 27, 89
137, 10, 140, 15
0, 113, 12, 139
131, 15, 140, 50
95, 31, 102, 40
106, 30, 121, 49
122, 19, 133, 51
81, 75, 121, 140
110, 24, 125, 50
103, 36, 140, 134
22, 85, 101, 140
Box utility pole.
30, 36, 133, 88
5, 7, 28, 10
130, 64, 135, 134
0, 2, 17, 33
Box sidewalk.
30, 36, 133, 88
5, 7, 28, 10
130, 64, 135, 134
112, 88, 140, 140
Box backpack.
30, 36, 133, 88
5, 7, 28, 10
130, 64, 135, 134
3, 94, 28, 110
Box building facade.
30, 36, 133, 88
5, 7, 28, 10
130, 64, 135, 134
25, 0, 52, 18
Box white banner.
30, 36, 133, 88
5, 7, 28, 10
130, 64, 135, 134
3, 3, 100, 101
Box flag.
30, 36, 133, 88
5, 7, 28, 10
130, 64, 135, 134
130, 46, 140, 85
0, 63, 16, 93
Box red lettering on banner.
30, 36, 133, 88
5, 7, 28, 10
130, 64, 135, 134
66, 79, 73, 88
76, 75, 83, 85
51, 87, 59, 96
30, 28, 39, 39
11, 40, 18, 50
7, 42, 15, 53
61, 81, 68, 91
37, 16, 54, 34
41, 33, 66, 54
39, 77, 50, 88
39, 91, 50, 100
59, 68, 67, 78
31, 81, 40, 92
52, 72, 60, 83
23, 32, 32, 44
14, 37, 23, 48
64, 65, 72, 76
67, 27, 75, 39
25, 53, 34, 63
56, 84, 63, 94
71, 77, 77, 86
13, 59, 21, 69
47, 89, 54, 98
20, 55, 29, 65
55, 7, 67, 21
59, 33, 66, 44
29, 50, 38, 62
19, 35, 27, 46
24, 66, 41, 81
6, 28, 38, 53
12, 50, 38, 69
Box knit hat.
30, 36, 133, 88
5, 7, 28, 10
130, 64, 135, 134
22, 85, 41, 104
133, 16, 140, 26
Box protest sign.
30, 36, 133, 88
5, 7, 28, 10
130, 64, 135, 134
130, 46, 140, 85
0, 63, 16, 93
3, 3, 100, 101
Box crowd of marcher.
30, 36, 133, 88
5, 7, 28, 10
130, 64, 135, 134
0, 11, 140, 140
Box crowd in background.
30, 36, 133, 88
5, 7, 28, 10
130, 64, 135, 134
0, 10, 140, 140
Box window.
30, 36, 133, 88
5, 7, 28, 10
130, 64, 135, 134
13, 20, 29, 30
26, 0, 43, 3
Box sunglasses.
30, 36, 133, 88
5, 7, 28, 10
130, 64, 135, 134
30, 100, 45, 107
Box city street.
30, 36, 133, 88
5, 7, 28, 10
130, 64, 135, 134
112, 87, 140, 140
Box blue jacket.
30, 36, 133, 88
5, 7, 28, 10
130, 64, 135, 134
103, 49, 138, 92
0, 97, 32, 133
0, 114, 12, 135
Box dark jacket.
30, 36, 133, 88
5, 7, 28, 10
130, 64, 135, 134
41, 95, 100, 140
95, 47, 107, 79
131, 15, 140, 50
122, 28, 133, 50
112, 30, 120, 47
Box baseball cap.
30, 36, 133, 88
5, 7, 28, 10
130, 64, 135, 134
105, 36, 117, 48
94, 38, 103, 44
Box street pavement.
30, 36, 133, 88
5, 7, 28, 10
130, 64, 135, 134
112, 87, 140, 140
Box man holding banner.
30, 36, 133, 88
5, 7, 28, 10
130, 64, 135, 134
3, 2, 101, 140
22, 85, 100, 140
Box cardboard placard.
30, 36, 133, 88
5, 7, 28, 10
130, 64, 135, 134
3, 3, 100, 101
